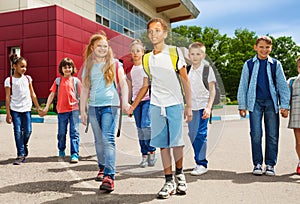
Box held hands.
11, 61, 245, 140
202, 107, 211, 119
280, 109, 289, 118
38, 107, 48, 117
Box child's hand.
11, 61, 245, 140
280, 109, 289, 118
239, 110, 247, 118
81, 112, 88, 126
184, 106, 193, 122
6, 114, 12, 124
202, 107, 211, 119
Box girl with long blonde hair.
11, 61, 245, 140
80, 32, 130, 192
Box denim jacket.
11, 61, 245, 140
237, 55, 290, 113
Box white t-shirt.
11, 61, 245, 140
130, 64, 150, 101
4, 75, 32, 112
143, 45, 187, 107
188, 62, 216, 110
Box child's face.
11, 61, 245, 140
254, 40, 272, 60
189, 47, 206, 66
130, 44, 144, 62
62, 65, 73, 77
92, 39, 109, 59
147, 22, 167, 46
13, 59, 27, 76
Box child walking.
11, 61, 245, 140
187, 42, 216, 176
127, 18, 192, 199
40, 57, 81, 163
287, 56, 300, 175
127, 39, 156, 168
237, 36, 290, 176
80, 32, 130, 192
4, 56, 41, 165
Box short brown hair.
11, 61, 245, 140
256, 36, 272, 45
188, 42, 206, 53
58, 57, 76, 76
147, 18, 168, 32
296, 56, 300, 63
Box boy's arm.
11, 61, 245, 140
179, 66, 193, 122
5, 87, 12, 124
202, 81, 216, 119
127, 77, 149, 115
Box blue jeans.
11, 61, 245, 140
188, 109, 208, 168
10, 110, 32, 157
57, 110, 80, 156
133, 100, 156, 155
249, 99, 279, 166
88, 106, 118, 180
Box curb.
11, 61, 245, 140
1, 114, 249, 124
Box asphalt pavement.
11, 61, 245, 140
0, 105, 299, 204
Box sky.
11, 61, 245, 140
173, 0, 300, 45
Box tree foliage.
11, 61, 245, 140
172, 26, 300, 100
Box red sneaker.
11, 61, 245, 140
296, 165, 300, 175
100, 176, 114, 192
95, 168, 104, 181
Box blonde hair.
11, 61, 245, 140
83, 32, 115, 88
130, 39, 145, 51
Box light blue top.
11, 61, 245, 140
83, 62, 119, 107
237, 55, 290, 113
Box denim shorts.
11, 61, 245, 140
150, 104, 184, 148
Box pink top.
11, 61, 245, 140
130, 64, 150, 101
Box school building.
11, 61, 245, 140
0, 0, 199, 103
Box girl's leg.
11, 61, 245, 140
57, 113, 68, 153
10, 110, 24, 157
293, 128, 300, 159
89, 107, 105, 169
21, 111, 32, 157
101, 106, 118, 180
69, 110, 80, 156
133, 103, 148, 156
161, 148, 172, 175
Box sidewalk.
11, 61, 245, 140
0, 107, 299, 204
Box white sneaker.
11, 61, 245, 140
157, 180, 176, 199
139, 156, 148, 168
175, 173, 187, 195
190, 165, 208, 176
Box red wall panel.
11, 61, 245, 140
24, 22, 49, 38
23, 37, 49, 53
0, 25, 23, 41
0, 11, 23, 26
63, 24, 82, 42
24, 7, 48, 23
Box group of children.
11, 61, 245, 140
4, 17, 300, 199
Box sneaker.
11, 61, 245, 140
175, 173, 187, 195
139, 156, 148, 168
58, 150, 65, 157
148, 152, 157, 167
70, 154, 79, 163
191, 165, 208, 176
252, 164, 263, 175
95, 168, 104, 181
13, 156, 25, 165
297, 164, 300, 175
99, 176, 114, 192
265, 165, 275, 176
157, 180, 176, 199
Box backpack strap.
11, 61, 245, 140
55, 77, 61, 99
186, 64, 191, 74
289, 77, 296, 96
113, 60, 122, 137
10, 75, 30, 95
202, 64, 209, 91
169, 46, 179, 72
73, 77, 80, 100
142, 52, 151, 81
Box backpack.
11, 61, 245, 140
52, 77, 80, 113
187, 64, 221, 106
142, 46, 185, 103
247, 58, 277, 87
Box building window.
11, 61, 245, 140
96, 0, 150, 38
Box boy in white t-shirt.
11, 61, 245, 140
127, 18, 192, 199
187, 42, 216, 176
